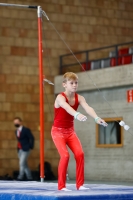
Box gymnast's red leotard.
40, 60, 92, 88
53, 92, 79, 128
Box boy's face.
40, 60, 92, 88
63, 79, 78, 92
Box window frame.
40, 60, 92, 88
96, 117, 123, 148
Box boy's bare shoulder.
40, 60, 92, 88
55, 94, 66, 107
77, 94, 86, 104
78, 94, 85, 100
57, 93, 63, 98
56, 94, 66, 101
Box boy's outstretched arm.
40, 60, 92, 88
56, 94, 87, 121
79, 95, 107, 125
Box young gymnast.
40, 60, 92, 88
51, 72, 107, 191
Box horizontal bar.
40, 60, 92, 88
0, 3, 37, 9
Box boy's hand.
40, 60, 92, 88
97, 118, 108, 127
77, 113, 87, 121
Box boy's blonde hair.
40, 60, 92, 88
63, 72, 78, 83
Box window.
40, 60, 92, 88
96, 117, 123, 148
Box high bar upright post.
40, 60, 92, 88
37, 6, 45, 183
0, 3, 45, 182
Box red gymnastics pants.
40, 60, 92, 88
51, 126, 84, 190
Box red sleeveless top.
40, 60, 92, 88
53, 92, 79, 128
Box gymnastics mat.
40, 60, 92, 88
0, 181, 133, 200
